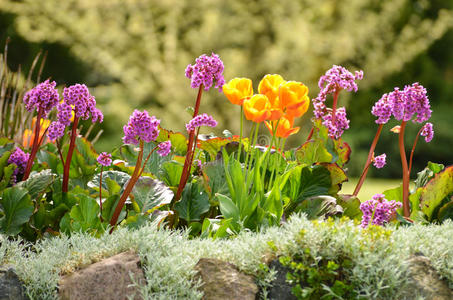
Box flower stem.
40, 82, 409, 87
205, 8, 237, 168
99, 167, 104, 222
246, 122, 260, 179
408, 126, 423, 176
62, 115, 79, 193
109, 140, 144, 231
238, 106, 244, 161
269, 138, 285, 188
399, 121, 410, 217
353, 124, 383, 197
173, 85, 204, 204
23, 109, 43, 180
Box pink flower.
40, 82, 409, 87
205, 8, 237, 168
185, 53, 225, 91
97, 152, 112, 167
60, 84, 104, 123
123, 110, 160, 145
185, 113, 218, 132
157, 141, 172, 157
420, 122, 434, 143
360, 194, 401, 227
373, 153, 386, 169
47, 122, 66, 141
23, 80, 60, 116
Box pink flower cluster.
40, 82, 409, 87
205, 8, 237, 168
8, 147, 30, 182
185, 53, 225, 91
97, 152, 112, 167
372, 83, 431, 124
360, 194, 402, 228
23, 80, 60, 116
157, 141, 172, 157
320, 107, 350, 140
48, 84, 103, 140
420, 122, 434, 143
373, 153, 386, 169
123, 110, 160, 145
185, 113, 218, 132
62, 84, 103, 122
313, 65, 363, 139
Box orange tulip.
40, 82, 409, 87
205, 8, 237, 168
278, 81, 310, 118
258, 74, 285, 105
223, 78, 253, 105
243, 94, 271, 123
22, 117, 51, 148
265, 116, 300, 138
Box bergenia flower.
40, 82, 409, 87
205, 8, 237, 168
389, 83, 431, 123
373, 153, 386, 169
123, 110, 160, 145
62, 84, 104, 122
185, 53, 225, 91
97, 152, 112, 167
420, 122, 434, 143
360, 194, 401, 228
321, 107, 350, 140
23, 79, 60, 116
185, 113, 218, 131
8, 147, 30, 182
47, 122, 66, 141
315, 65, 363, 103
157, 141, 172, 157
371, 93, 393, 124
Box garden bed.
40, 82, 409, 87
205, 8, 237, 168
1, 215, 453, 299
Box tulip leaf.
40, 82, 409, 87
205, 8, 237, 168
174, 181, 210, 222
0, 187, 34, 235
132, 177, 173, 213
420, 166, 453, 220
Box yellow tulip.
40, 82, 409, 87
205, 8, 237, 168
265, 116, 300, 138
258, 74, 286, 105
278, 81, 310, 118
243, 94, 271, 123
223, 78, 253, 105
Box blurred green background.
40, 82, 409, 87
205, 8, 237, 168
1, 0, 452, 179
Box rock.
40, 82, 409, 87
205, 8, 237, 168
194, 258, 258, 300
59, 251, 145, 300
406, 253, 453, 300
266, 259, 297, 300
0, 266, 28, 300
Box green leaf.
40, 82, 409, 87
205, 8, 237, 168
88, 170, 130, 192
17, 169, 55, 200
101, 194, 126, 224
64, 194, 101, 233
0, 164, 16, 190
199, 136, 241, 160
75, 137, 97, 165
201, 160, 230, 198
415, 162, 445, 189
438, 201, 453, 222
132, 177, 173, 213
217, 193, 240, 221
0, 150, 12, 179
119, 143, 170, 175
420, 166, 453, 220
337, 194, 362, 219
0, 187, 34, 235
158, 160, 184, 187
320, 163, 348, 194
295, 139, 332, 165
332, 138, 351, 167
296, 196, 342, 219
174, 182, 210, 222
156, 127, 188, 155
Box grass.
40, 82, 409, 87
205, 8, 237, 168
342, 177, 402, 201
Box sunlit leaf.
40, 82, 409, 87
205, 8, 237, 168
0, 187, 34, 235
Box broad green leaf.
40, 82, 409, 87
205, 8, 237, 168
158, 160, 184, 187
295, 139, 332, 165
0, 139, 14, 157
132, 177, 173, 213
438, 201, 453, 222
124, 213, 149, 229
174, 182, 210, 222
0, 151, 11, 179
67, 194, 101, 233
88, 170, 130, 192
337, 194, 362, 219
75, 137, 97, 165
296, 196, 342, 220
0, 187, 34, 235
156, 127, 188, 155
320, 163, 348, 194
101, 194, 126, 224
119, 143, 170, 175
420, 166, 453, 220
0, 164, 16, 190
415, 161, 445, 189
333, 139, 351, 167
283, 165, 331, 215
409, 188, 423, 219
199, 136, 241, 160
17, 169, 55, 200
201, 160, 230, 198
